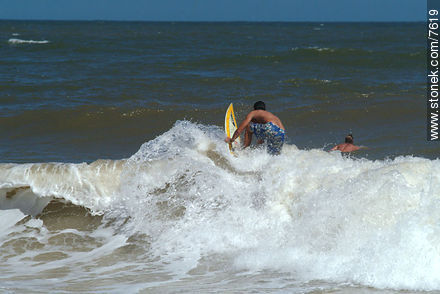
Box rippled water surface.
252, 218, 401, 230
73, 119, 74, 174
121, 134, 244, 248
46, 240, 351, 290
0, 21, 436, 293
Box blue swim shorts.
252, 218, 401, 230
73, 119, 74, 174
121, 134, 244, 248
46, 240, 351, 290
249, 122, 285, 155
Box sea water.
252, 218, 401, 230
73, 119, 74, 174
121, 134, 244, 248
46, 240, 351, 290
0, 21, 435, 293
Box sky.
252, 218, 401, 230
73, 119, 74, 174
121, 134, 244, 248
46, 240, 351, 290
0, 0, 426, 22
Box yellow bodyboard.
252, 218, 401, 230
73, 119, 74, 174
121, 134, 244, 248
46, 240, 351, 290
225, 103, 240, 153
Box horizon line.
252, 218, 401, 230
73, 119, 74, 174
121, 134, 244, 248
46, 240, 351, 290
0, 18, 425, 23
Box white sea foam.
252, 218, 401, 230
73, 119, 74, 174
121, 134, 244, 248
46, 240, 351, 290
0, 120, 439, 291
0, 160, 124, 215
0, 209, 26, 235
104, 121, 440, 291
8, 38, 50, 44
291, 46, 334, 52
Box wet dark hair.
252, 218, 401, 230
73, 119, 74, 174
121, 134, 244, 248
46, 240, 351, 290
345, 134, 353, 144
253, 101, 266, 110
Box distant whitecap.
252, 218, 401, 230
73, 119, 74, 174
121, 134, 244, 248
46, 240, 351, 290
8, 38, 50, 44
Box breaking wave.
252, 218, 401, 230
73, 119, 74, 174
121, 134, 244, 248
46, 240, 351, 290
8, 38, 50, 44
1, 121, 439, 291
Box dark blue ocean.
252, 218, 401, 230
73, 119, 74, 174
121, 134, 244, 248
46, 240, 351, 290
0, 21, 428, 162
1, 21, 438, 293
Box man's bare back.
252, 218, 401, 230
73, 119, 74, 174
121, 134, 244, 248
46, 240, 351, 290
248, 110, 285, 130
330, 134, 364, 153
331, 143, 360, 152
225, 101, 285, 155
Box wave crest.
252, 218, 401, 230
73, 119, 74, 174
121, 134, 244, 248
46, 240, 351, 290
1, 121, 440, 290
8, 38, 50, 44
0, 160, 124, 216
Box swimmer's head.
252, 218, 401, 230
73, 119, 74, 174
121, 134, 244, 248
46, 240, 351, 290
345, 134, 354, 144
254, 101, 266, 110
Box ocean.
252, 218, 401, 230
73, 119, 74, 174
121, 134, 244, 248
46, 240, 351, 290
0, 21, 436, 293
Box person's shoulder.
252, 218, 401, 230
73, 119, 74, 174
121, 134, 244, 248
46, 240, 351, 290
343, 144, 360, 152
352, 145, 362, 151
249, 109, 266, 116
258, 109, 274, 117
247, 110, 257, 116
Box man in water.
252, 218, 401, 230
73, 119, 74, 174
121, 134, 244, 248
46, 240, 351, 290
331, 134, 361, 152
225, 101, 285, 155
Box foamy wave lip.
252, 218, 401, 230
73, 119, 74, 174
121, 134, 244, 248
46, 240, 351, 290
116, 122, 440, 291
8, 38, 50, 44
0, 160, 125, 216
290, 46, 334, 52
308, 46, 333, 52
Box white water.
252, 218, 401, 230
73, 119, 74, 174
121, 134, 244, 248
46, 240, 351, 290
8, 38, 50, 44
0, 120, 439, 292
